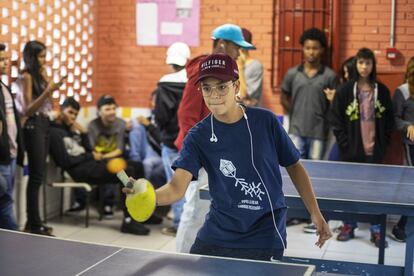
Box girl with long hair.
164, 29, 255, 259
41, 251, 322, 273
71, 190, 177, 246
329, 48, 394, 247
20, 41, 65, 235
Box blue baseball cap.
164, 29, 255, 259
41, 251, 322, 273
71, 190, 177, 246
211, 24, 255, 50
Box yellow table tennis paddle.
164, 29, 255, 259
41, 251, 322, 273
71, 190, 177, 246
116, 170, 156, 222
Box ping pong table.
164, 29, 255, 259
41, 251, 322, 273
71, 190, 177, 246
199, 160, 414, 276
0, 229, 315, 276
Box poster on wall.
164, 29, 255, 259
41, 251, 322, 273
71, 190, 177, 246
136, 0, 200, 46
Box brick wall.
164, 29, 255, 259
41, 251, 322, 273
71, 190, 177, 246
94, 0, 276, 110
340, 0, 414, 73
2, 1, 412, 112
95, 0, 414, 113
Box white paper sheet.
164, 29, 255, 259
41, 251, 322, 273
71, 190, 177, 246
160, 22, 183, 35
136, 3, 158, 45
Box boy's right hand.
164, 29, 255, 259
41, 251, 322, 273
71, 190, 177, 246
122, 187, 135, 195
122, 177, 136, 194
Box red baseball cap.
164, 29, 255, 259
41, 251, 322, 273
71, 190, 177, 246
196, 54, 239, 84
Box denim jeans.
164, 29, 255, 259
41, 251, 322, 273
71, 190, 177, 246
0, 159, 18, 230
24, 115, 49, 227
190, 238, 284, 261
129, 123, 165, 188
289, 134, 325, 160
161, 144, 184, 228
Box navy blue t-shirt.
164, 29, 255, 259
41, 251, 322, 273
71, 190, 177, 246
172, 107, 300, 249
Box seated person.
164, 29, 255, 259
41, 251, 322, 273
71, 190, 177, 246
49, 97, 150, 235
87, 95, 127, 218
129, 92, 166, 189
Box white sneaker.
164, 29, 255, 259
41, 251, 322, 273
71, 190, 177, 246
303, 223, 317, 233
103, 205, 114, 219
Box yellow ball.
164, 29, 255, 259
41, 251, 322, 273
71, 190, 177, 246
106, 158, 127, 174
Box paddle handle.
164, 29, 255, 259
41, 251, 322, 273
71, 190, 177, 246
116, 170, 133, 189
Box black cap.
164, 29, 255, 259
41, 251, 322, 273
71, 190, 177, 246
97, 95, 117, 109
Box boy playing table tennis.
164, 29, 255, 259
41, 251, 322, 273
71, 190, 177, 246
124, 53, 331, 261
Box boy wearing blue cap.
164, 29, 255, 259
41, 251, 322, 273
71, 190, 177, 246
124, 53, 332, 261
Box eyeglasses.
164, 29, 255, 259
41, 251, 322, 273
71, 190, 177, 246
199, 81, 235, 97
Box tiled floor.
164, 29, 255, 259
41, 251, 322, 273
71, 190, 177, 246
48, 209, 405, 269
